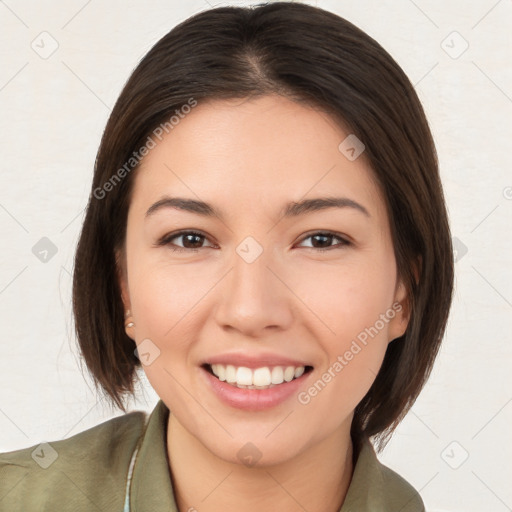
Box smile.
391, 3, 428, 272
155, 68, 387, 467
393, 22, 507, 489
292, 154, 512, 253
201, 361, 314, 411
205, 363, 312, 389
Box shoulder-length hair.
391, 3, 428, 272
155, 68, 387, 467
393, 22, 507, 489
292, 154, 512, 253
73, 1, 454, 452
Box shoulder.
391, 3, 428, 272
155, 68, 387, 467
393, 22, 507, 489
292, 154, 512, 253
344, 437, 425, 511
0, 408, 148, 510
377, 461, 426, 511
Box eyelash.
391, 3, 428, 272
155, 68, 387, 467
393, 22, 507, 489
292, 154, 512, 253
156, 230, 351, 253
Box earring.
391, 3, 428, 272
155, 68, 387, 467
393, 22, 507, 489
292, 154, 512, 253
125, 310, 135, 328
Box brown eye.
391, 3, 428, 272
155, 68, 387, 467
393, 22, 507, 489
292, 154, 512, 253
158, 230, 214, 253
297, 232, 350, 251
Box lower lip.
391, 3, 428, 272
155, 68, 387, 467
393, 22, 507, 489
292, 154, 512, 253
201, 366, 311, 411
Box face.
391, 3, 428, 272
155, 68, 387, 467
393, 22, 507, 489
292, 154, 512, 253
117, 94, 409, 467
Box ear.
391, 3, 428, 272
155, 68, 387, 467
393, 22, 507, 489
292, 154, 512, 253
115, 248, 131, 310
115, 248, 135, 339
387, 256, 421, 343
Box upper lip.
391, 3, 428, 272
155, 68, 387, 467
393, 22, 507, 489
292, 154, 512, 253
203, 352, 313, 369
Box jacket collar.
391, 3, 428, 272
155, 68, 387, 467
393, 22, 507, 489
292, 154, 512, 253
129, 399, 177, 511
128, 399, 412, 511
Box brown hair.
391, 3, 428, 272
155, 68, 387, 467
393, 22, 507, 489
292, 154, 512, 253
72, 1, 454, 452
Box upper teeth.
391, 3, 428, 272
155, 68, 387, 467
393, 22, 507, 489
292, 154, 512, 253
210, 364, 305, 388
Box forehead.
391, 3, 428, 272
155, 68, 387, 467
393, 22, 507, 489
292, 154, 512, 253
131, 95, 387, 224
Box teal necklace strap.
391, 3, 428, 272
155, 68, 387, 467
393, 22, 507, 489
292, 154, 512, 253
123, 445, 140, 512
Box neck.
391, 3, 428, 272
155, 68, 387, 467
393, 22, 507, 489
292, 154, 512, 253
166, 415, 354, 512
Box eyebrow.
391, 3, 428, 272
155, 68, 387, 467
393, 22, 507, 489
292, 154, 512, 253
145, 195, 370, 220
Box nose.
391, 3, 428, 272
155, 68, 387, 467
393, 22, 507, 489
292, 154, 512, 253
213, 244, 294, 337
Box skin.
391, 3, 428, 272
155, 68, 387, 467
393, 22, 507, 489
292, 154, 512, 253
117, 94, 411, 512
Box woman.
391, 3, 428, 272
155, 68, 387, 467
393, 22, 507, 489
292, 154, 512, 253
0, 2, 454, 511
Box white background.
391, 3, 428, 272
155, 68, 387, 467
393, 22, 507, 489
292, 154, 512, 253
0, 1, 511, 511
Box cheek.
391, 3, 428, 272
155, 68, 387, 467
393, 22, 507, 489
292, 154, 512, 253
128, 260, 202, 399
292, 255, 396, 341
294, 257, 395, 403
129, 256, 208, 339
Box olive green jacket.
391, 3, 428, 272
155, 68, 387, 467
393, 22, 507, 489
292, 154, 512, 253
0, 399, 425, 511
